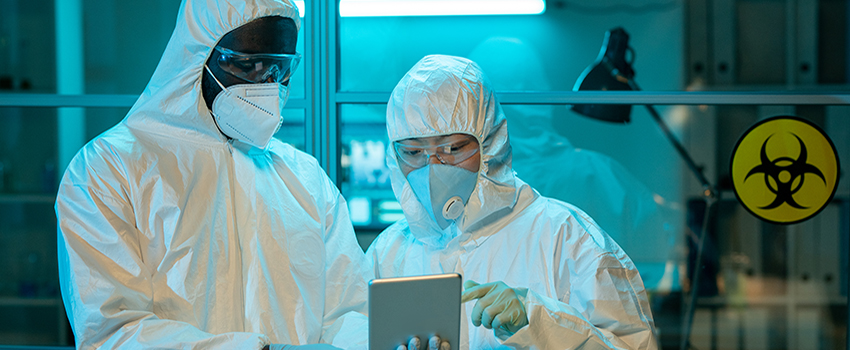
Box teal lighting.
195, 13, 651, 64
294, 0, 546, 17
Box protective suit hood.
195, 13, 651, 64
123, 0, 300, 142
386, 55, 534, 247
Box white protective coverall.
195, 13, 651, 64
366, 55, 658, 350
55, 0, 370, 349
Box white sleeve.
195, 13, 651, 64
501, 285, 656, 349
318, 187, 372, 349
501, 220, 658, 350
57, 180, 268, 349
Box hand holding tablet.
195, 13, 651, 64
369, 273, 461, 350
394, 335, 450, 350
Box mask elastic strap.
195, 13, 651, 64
204, 64, 228, 91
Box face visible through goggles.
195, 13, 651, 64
394, 133, 480, 169
215, 46, 301, 85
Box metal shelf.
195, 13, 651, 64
3, 92, 850, 108
0, 93, 307, 109
335, 91, 850, 105
0, 297, 61, 307
0, 194, 55, 204
697, 295, 848, 307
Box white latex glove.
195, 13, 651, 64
270, 345, 344, 350
395, 335, 450, 350
461, 280, 529, 336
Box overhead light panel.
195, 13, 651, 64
294, 1, 305, 16
294, 0, 545, 17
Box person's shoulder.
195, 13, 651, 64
367, 219, 413, 253
59, 123, 149, 200
531, 196, 598, 224
267, 140, 323, 173
88, 122, 137, 150
263, 140, 344, 207
366, 219, 418, 278
527, 196, 615, 247
501, 191, 634, 271
68, 124, 139, 172
376, 220, 412, 243
267, 139, 300, 157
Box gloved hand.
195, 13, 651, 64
269, 344, 344, 350
395, 335, 450, 350
461, 280, 529, 336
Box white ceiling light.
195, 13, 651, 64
294, 0, 546, 17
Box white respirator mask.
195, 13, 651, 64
406, 164, 478, 230
205, 64, 288, 150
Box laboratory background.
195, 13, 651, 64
0, 0, 849, 349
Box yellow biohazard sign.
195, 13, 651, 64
731, 116, 840, 225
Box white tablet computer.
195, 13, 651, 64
368, 273, 461, 350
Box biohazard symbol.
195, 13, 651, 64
744, 133, 826, 209
731, 116, 840, 225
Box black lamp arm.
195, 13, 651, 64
627, 80, 716, 198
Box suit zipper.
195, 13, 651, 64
225, 139, 246, 329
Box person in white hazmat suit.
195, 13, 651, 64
366, 55, 658, 350
55, 0, 370, 349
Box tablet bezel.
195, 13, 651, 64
368, 273, 462, 350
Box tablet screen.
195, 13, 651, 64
368, 273, 461, 350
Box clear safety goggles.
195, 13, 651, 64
394, 134, 480, 168
215, 46, 302, 84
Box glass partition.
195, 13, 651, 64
339, 104, 396, 248
277, 109, 307, 150
0, 105, 64, 345
0, 199, 64, 344
81, 0, 306, 98
0, 1, 55, 94
340, 0, 850, 92
0, 108, 57, 194
339, 9, 685, 91
1, 0, 306, 98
